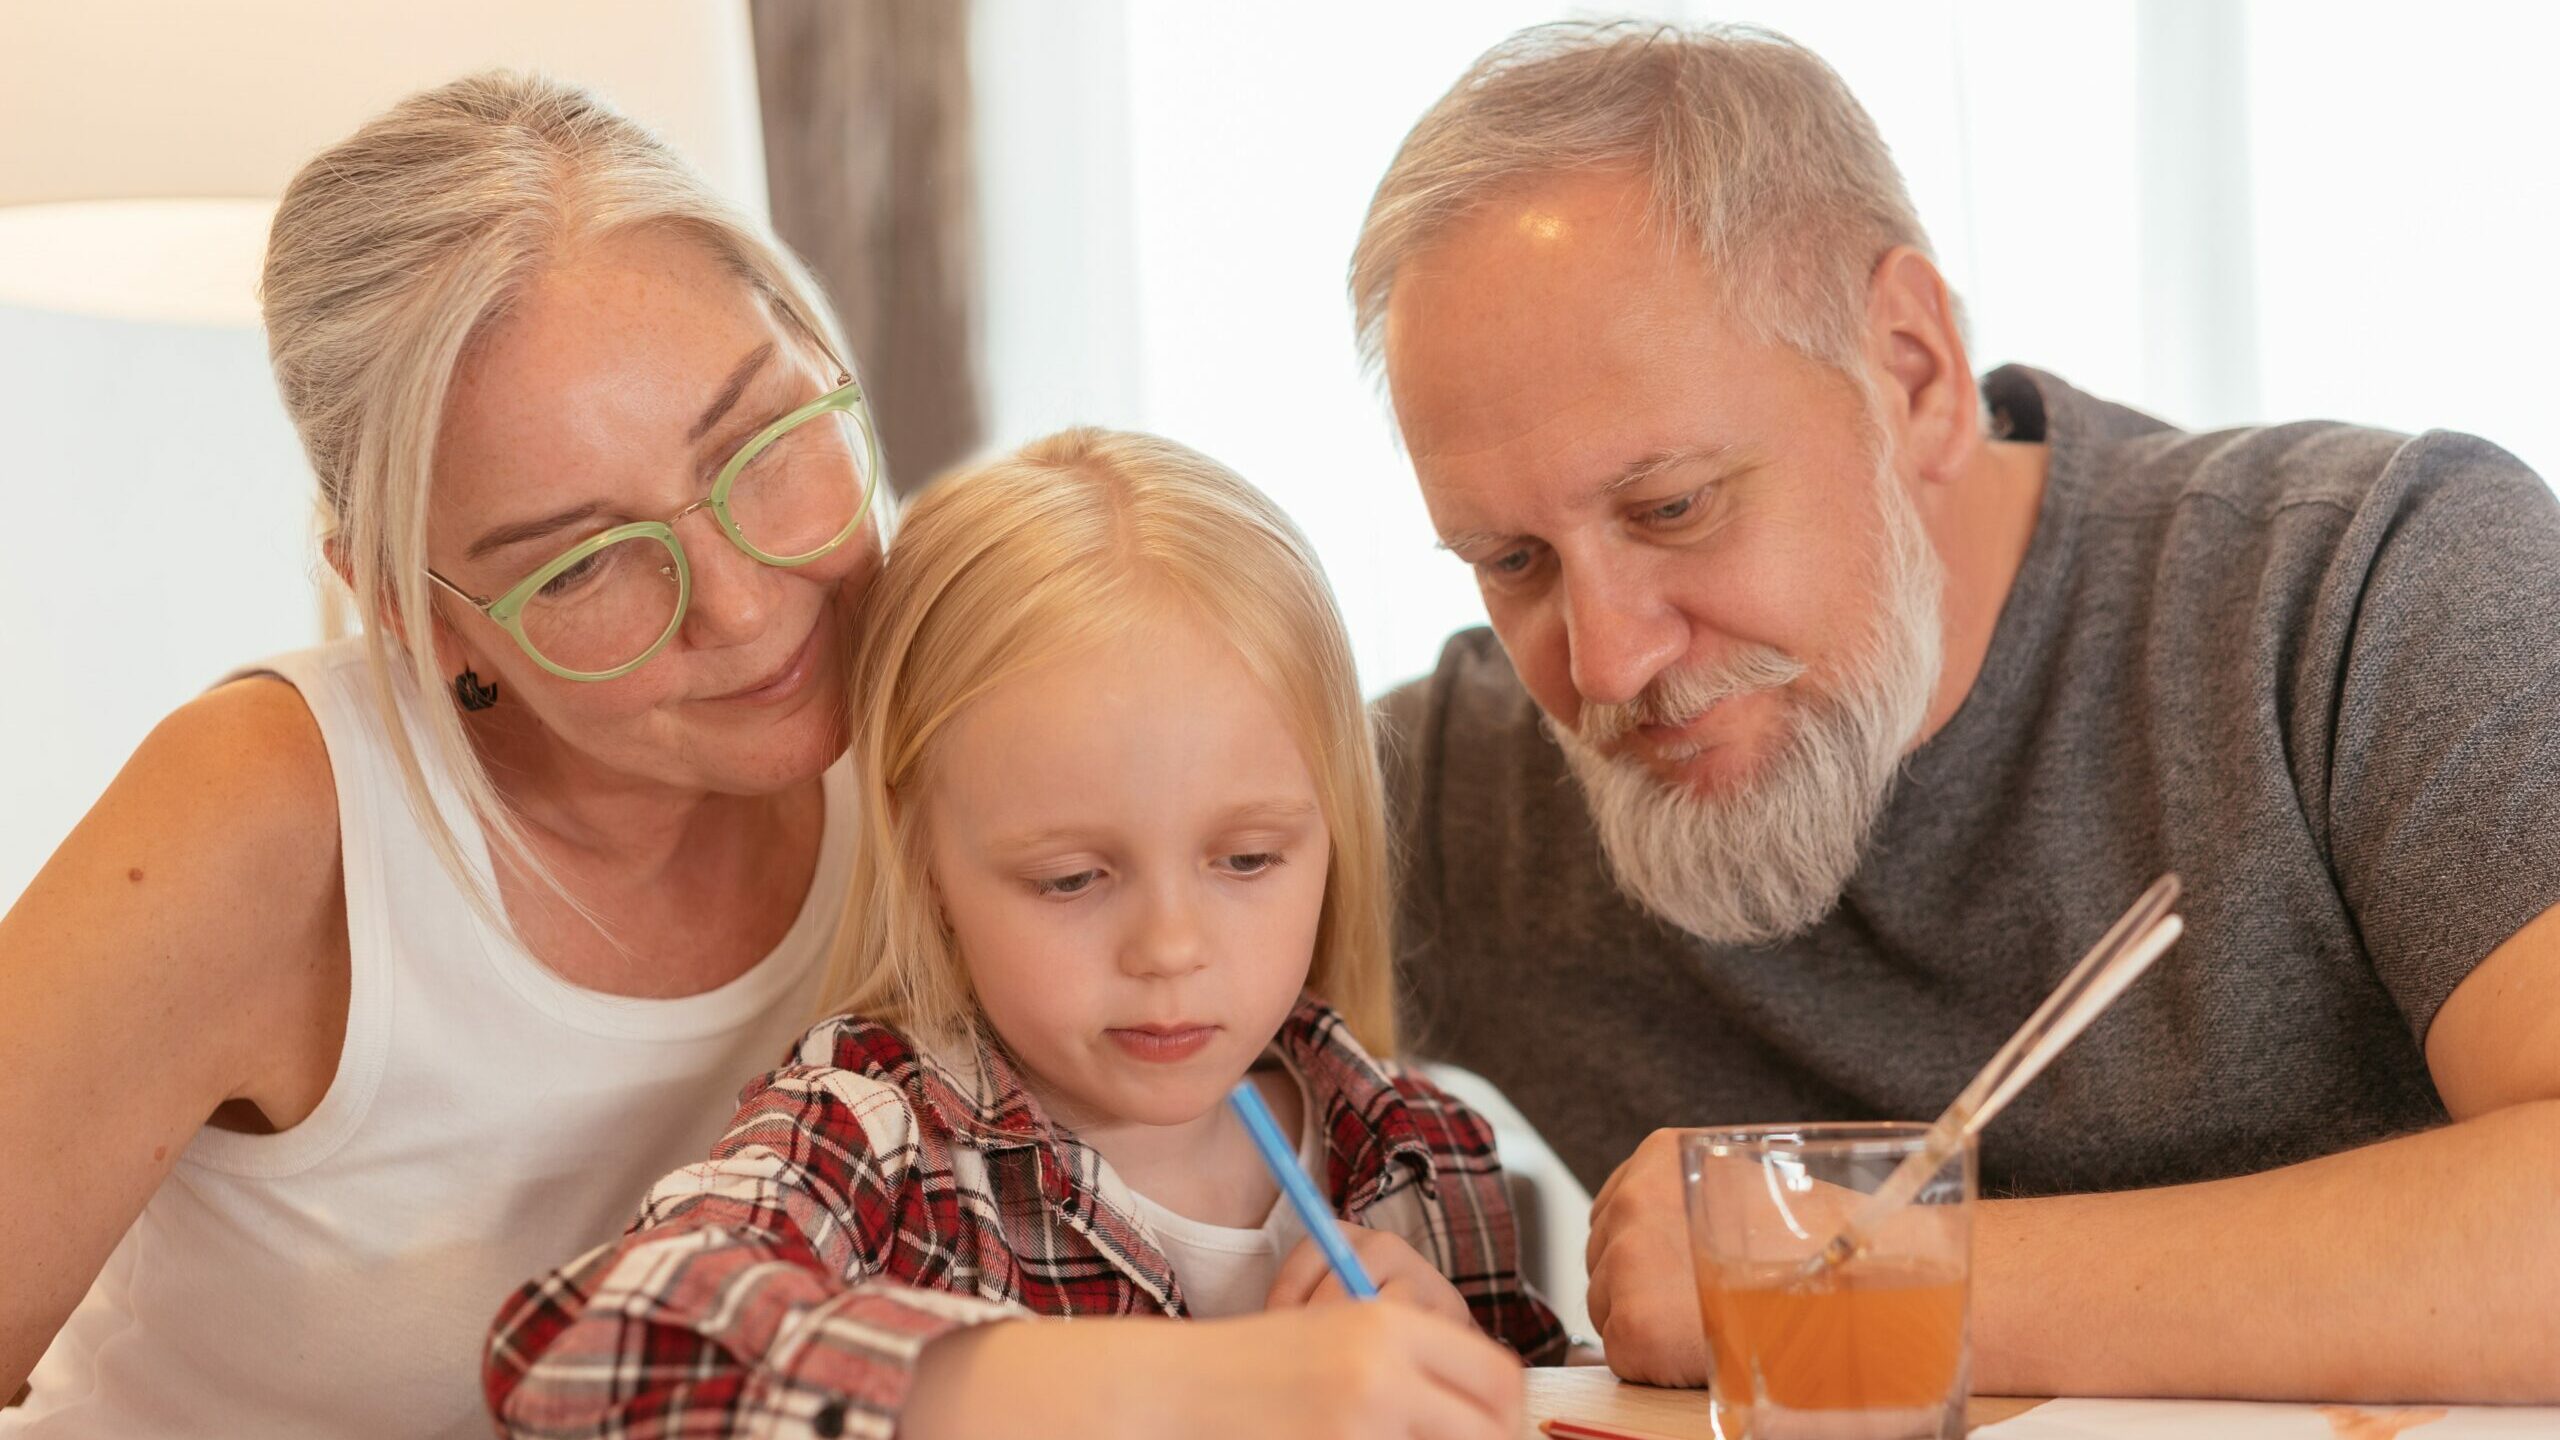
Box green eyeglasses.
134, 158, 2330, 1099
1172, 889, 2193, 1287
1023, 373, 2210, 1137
428, 375, 881, 682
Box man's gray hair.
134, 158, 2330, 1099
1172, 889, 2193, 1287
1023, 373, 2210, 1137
1350, 21, 1937, 379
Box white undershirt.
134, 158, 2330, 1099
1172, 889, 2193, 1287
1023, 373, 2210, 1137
1124, 1061, 1328, 1319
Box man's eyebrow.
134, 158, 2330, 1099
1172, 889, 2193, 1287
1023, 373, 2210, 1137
1434, 444, 1742, 555
466, 500, 611, 563
1587, 444, 1741, 504
686, 341, 778, 443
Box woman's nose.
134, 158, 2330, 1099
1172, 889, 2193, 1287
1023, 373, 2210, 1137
676, 513, 775, 648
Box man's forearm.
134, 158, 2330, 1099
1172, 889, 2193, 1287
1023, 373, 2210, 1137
1971, 1098, 2560, 1402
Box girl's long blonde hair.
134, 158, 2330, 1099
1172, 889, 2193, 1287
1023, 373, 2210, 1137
825, 428, 1398, 1056
259, 71, 854, 920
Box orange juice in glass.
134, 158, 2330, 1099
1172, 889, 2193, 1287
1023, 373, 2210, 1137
1682, 1124, 1975, 1440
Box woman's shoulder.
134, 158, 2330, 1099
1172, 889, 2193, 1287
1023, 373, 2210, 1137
61, 675, 340, 922
124, 676, 343, 902
0, 673, 348, 1169
163, 670, 337, 800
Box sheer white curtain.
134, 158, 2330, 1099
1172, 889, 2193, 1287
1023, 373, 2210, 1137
973, 0, 2560, 696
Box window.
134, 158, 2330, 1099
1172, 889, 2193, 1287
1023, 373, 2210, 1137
974, 0, 2560, 693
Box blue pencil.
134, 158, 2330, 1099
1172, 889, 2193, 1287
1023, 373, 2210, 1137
1229, 1079, 1379, 1300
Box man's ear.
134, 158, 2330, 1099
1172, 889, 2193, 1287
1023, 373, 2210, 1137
1864, 246, 1981, 486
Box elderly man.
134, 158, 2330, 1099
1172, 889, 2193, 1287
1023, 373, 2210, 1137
1360, 21, 2560, 1402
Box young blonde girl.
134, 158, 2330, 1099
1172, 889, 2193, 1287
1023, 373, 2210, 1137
487, 429, 1563, 1440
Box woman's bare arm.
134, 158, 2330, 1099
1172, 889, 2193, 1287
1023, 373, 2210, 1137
0, 678, 349, 1390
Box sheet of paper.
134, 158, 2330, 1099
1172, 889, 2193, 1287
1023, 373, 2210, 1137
1978, 1399, 2560, 1438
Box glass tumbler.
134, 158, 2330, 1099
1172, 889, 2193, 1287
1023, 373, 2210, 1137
1681, 1123, 1976, 1440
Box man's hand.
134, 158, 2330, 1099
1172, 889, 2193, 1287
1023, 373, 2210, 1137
1266, 1223, 1474, 1329
1585, 1127, 1710, 1386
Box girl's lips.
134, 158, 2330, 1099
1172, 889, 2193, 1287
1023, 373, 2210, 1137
1105, 1025, 1218, 1062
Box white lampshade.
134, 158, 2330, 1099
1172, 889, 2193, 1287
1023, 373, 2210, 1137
0, 0, 768, 327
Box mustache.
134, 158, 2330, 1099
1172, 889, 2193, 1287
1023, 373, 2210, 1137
1575, 647, 1809, 750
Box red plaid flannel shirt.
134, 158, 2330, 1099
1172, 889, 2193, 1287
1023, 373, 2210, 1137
484, 994, 1566, 1438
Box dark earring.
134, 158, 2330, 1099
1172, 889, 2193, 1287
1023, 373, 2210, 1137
453, 668, 500, 712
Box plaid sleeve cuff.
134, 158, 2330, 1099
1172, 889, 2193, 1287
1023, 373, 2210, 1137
737, 1285, 1023, 1440
1509, 1289, 1573, 1367
489, 1228, 1023, 1439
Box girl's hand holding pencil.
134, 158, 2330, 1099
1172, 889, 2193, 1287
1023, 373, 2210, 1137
1265, 1224, 1476, 1326
1231, 1080, 1477, 1327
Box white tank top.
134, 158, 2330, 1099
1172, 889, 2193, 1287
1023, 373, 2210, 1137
7, 639, 849, 1439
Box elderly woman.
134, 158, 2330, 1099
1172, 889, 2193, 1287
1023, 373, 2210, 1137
0, 75, 883, 1437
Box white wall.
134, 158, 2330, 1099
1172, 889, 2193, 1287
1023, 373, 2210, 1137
0, 309, 319, 902
2246, 4, 2560, 460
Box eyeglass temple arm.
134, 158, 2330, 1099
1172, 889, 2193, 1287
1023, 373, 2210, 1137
425, 568, 491, 609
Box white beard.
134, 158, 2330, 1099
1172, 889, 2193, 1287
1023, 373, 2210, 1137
1551, 450, 1946, 946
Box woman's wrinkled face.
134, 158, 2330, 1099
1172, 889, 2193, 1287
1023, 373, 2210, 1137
425, 226, 881, 797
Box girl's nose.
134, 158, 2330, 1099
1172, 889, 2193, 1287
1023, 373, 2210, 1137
1120, 879, 1208, 979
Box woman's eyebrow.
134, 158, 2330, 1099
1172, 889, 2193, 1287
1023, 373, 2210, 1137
467, 500, 610, 562
687, 341, 777, 443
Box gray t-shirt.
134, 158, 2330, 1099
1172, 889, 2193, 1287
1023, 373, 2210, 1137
1379, 365, 2560, 1197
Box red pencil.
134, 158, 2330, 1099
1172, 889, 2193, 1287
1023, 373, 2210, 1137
1539, 1417, 1692, 1440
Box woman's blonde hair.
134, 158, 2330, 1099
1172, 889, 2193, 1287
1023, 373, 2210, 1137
823, 428, 1398, 1056
259, 71, 855, 918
